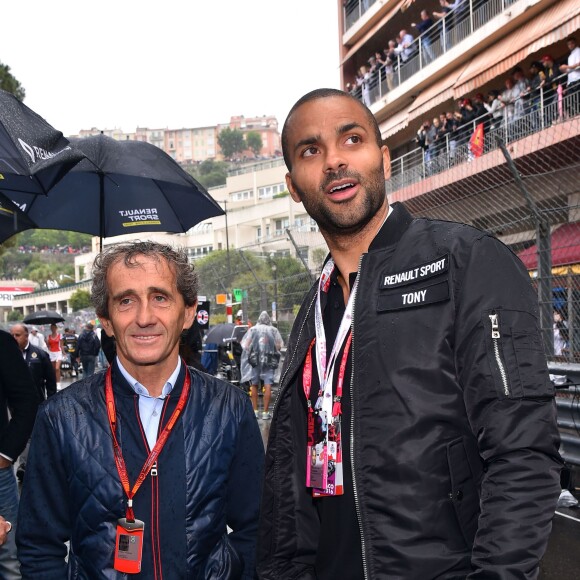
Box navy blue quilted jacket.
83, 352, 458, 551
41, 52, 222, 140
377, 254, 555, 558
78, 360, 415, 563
17, 362, 264, 579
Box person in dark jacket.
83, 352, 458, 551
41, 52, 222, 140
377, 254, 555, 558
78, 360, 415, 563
9, 322, 57, 483
75, 322, 101, 377
257, 88, 562, 580
10, 323, 57, 402
17, 241, 264, 579
0, 329, 39, 578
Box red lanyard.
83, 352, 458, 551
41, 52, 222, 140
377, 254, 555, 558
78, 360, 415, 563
105, 363, 191, 522
303, 332, 352, 420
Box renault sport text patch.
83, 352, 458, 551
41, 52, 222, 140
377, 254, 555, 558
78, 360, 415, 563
380, 254, 449, 289
377, 280, 450, 312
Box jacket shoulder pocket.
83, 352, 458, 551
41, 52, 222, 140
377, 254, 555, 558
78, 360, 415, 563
482, 308, 553, 400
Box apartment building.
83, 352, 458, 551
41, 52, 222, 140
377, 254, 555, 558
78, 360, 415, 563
339, 0, 580, 359
72, 114, 281, 164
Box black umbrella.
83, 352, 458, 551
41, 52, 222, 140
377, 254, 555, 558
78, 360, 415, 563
0, 191, 36, 243
205, 323, 237, 345
23, 310, 65, 325
8, 134, 224, 249
0, 89, 85, 195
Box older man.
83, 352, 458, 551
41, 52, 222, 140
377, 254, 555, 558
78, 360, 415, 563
9, 323, 56, 484
10, 324, 56, 402
17, 241, 264, 579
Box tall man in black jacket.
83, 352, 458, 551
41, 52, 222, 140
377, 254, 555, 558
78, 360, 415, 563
0, 329, 39, 578
10, 323, 57, 401
10, 323, 57, 484
257, 89, 562, 580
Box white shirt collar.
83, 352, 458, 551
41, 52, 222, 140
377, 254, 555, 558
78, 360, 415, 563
116, 357, 181, 399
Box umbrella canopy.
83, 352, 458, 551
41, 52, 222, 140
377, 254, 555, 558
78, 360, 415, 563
205, 323, 237, 345
8, 134, 224, 248
23, 310, 65, 325
0, 191, 36, 243
0, 89, 85, 195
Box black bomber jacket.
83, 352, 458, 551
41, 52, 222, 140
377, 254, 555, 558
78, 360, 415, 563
258, 202, 562, 580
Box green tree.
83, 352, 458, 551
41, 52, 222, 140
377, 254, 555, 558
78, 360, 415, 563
69, 289, 92, 311
184, 159, 229, 189
0, 61, 25, 100
245, 131, 263, 157
7, 310, 21, 322
217, 127, 246, 159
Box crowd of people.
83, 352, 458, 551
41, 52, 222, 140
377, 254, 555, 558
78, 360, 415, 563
345, 0, 486, 105
413, 37, 580, 166
16, 244, 89, 254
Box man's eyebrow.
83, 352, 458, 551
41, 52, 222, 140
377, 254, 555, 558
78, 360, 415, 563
293, 135, 320, 154
337, 122, 365, 135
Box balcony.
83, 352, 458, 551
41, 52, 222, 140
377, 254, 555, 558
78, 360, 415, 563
387, 81, 579, 196
348, 0, 526, 108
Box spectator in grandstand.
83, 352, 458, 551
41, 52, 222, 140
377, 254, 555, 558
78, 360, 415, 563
357, 65, 371, 107
444, 110, 459, 159
385, 39, 398, 66
411, 10, 435, 64
382, 48, 395, 90
528, 61, 546, 129
512, 67, 530, 121
471, 93, 488, 133
484, 89, 504, 130
433, 0, 453, 49
541, 55, 560, 124
415, 119, 431, 154
559, 37, 580, 117
395, 29, 415, 63
498, 77, 518, 123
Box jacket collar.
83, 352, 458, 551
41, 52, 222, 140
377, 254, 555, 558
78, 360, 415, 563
111, 358, 187, 399
369, 201, 414, 252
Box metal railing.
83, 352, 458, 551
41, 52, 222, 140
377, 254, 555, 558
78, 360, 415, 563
348, 0, 520, 106
387, 80, 580, 194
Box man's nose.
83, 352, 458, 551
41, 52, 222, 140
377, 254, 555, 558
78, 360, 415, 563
324, 146, 347, 173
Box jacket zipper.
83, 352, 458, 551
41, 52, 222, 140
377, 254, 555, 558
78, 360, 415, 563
272, 292, 317, 415
350, 254, 369, 580
488, 312, 510, 396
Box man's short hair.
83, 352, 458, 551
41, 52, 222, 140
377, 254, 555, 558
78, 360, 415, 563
281, 88, 383, 171
91, 241, 198, 319
85, 323, 94, 331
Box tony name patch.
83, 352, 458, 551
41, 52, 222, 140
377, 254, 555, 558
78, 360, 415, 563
380, 254, 449, 289
377, 280, 449, 312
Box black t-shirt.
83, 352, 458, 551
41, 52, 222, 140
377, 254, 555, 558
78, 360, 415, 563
298, 270, 364, 580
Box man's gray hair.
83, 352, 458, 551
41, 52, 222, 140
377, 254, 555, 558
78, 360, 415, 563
91, 241, 198, 319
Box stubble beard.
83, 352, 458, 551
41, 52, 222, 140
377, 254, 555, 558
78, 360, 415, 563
293, 161, 386, 240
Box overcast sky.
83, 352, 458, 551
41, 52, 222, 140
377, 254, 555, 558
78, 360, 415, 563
1, 1, 341, 136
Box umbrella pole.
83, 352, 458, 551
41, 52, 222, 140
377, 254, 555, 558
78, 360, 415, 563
99, 171, 104, 252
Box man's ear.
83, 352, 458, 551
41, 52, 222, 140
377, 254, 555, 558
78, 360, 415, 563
286, 173, 302, 203
381, 145, 391, 180
100, 317, 114, 337
182, 300, 197, 331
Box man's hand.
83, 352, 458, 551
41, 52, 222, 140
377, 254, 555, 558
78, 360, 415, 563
0, 457, 12, 469
0, 516, 12, 546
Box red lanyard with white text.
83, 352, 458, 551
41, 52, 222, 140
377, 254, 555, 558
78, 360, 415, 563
105, 364, 190, 523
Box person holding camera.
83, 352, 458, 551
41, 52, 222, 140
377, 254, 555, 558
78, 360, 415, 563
241, 311, 283, 420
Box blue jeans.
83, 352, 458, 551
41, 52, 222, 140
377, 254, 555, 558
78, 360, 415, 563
81, 355, 97, 377
0, 467, 20, 579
